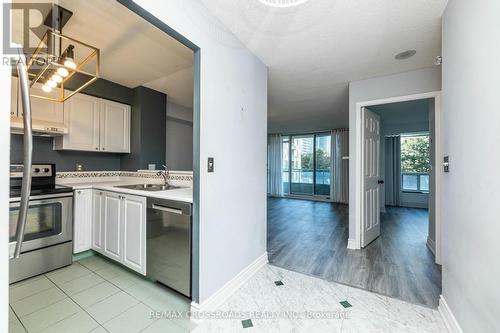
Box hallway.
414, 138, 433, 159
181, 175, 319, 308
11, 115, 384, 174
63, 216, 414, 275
267, 198, 441, 307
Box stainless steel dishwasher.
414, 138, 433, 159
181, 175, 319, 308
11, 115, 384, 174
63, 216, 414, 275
146, 198, 192, 298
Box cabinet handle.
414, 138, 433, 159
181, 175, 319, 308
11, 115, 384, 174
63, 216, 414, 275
102, 148, 105, 151
95, 147, 98, 150
77, 190, 81, 194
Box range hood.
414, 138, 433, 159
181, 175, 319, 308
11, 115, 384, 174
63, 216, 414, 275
11, 117, 68, 136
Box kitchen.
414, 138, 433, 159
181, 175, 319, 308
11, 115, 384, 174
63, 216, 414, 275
8, 1, 196, 332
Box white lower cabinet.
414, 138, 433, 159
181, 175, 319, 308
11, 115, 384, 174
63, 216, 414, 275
88, 190, 146, 275
73, 189, 93, 253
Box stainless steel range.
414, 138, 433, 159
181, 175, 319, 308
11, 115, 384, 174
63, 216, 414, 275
9, 163, 73, 283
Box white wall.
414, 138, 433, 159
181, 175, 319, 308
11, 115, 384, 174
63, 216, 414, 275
441, 0, 500, 331
348, 67, 441, 242
166, 101, 193, 171
135, 0, 268, 304
0, 11, 11, 330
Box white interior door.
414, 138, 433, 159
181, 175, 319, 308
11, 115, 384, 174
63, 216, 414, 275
362, 107, 381, 247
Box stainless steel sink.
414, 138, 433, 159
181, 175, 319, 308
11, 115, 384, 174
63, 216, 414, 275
114, 184, 183, 191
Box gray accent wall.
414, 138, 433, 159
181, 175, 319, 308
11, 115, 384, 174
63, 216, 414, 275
10, 134, 121, 171
166, 101, 193, 171
120, 86, 167, 171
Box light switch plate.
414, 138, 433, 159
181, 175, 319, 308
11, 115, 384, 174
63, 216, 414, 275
443, 156, 449, 172
208, 157, 214, 173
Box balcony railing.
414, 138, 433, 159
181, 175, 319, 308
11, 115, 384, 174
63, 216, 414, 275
402, 172, 429, 193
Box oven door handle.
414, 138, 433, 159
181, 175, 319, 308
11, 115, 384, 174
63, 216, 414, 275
12, 51, 33, 259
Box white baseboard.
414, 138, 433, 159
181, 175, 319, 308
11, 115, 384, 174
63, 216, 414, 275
426, 236, 436, 256
347, 238, 359, 250
190, 252, 268, 318
438, 295, 463, 333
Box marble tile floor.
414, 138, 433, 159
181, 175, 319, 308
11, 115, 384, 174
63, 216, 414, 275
9, 254, 447, 333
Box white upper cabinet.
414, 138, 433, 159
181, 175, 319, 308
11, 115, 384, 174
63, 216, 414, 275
100, 100, 131, 153
29, 83, 64, 123
58, 93, 100, 151
54, 93, 130, 153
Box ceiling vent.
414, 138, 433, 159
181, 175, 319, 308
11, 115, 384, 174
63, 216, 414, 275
257, 0, 309, 8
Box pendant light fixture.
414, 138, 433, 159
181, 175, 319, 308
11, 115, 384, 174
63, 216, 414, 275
26, 5, 100, 102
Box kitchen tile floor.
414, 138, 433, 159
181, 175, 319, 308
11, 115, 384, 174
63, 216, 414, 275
9, 254, 447, 332
9, 255, 192, 333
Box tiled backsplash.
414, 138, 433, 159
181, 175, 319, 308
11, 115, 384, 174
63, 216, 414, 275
56, 170, 193, 187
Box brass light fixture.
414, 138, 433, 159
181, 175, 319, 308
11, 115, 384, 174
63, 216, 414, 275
26, 5, 100, 102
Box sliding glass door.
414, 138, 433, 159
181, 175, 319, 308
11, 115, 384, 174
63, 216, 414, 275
291, 135, 314, 195
314, 133, 331, 196
281, 132, 332, 198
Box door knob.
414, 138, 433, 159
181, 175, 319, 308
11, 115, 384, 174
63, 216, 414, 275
378, 180, 384, 184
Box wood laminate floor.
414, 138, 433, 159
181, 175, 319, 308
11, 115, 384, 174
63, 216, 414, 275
267, 197, 442, 307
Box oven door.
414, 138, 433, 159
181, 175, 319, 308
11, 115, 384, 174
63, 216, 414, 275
9, 193, 73, 257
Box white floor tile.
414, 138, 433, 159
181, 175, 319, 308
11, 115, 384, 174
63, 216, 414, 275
71, 281, 120, 308
19, 298, 81, 332
103, 303, 157, 333
108, 270, 145, 290
38, 311, 100, 333
77, 255, 112, 272
58, 272, 104, 296
86, 291, 139, 324
9, 276, 55, 303
11, 287, 67, 317
94, 264, 129, 280
45, 263, 91, 285
8, 322, 26, 333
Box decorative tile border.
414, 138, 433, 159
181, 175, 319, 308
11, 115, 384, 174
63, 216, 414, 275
56, 170, 193, 182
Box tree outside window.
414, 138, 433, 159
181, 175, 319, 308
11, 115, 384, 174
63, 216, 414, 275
401, 134, 430, 192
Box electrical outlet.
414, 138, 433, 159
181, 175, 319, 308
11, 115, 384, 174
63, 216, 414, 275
76, 163, 83, 171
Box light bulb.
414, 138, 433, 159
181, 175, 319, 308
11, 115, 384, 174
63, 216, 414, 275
51, 74, 63, 83
42, 85, 52, 93
57, 67, 69, 77
64, 58, 77, 69
47, 80, 57, 88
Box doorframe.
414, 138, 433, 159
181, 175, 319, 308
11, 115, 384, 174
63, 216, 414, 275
353, 91, 442, 265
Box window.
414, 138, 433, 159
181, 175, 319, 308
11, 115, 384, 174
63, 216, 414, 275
400, 134, 430, 193
281, 133, 332, 197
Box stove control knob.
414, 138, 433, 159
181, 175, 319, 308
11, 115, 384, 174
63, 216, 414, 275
43, 168, 50, 173
33, 168, 40, 173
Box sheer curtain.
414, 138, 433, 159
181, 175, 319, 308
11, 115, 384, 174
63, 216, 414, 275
385, 136, 401, 206
331, 129, 349, 203
267, 134, 283, 197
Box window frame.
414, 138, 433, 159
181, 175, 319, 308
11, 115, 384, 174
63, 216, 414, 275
400, 133, 430, 194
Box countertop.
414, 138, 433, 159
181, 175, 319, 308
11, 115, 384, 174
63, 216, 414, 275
63, 180, 193, 203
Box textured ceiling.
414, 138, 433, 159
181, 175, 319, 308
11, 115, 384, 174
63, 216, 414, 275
200, 0, 448, 132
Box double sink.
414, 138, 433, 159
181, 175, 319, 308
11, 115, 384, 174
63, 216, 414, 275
115, 183, 183, 192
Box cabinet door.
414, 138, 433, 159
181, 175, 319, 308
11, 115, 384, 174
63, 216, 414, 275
122, 194, 146, 275
27, 83, 64, 123
56, 93, 100, 151
73, 189, 93, 253
91, 190, 105, 253
11, 76, 19, 117
99, 100, 130, 153
103, 191, 122, 261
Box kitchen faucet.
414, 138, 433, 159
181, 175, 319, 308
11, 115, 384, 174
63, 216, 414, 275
157, 164, 169, 186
